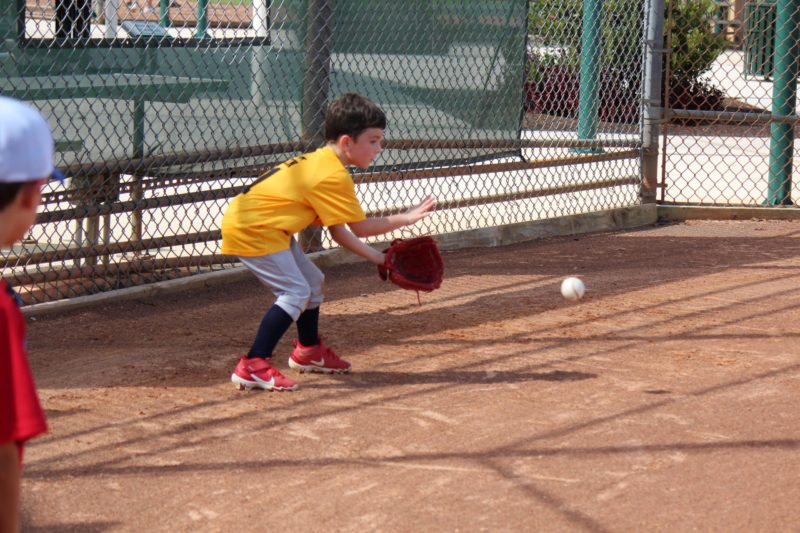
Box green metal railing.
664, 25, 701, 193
660, 0, 800, 208
744, 0, 776, 78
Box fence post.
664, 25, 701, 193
252, 0, 268, 37
250, 0, 268, 106
131, 101, 145, 249
575, 0, 604, 153
641, 0, 665, 203
104, 0, 119, 37
765, 0, 800, 205
159, 0, 170, 28
195, 0, 209, 38
300, 0, 332, 252
301, 0, 332, 150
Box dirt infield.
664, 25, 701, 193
19, 219, 800, 532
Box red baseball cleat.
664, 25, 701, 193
231, 356, 299, 391
288, 339, 351, 374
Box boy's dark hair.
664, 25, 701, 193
0, 182, 24, 211
324, 93, 386, 142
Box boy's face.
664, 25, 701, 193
343, 128, 384, 169
2, 180, 44, 247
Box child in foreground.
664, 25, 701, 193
0, 97, 63, 532
221, 93, 435, 391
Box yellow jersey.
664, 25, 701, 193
221, 146, 366, 256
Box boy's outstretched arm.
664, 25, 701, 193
347, 195, 436, 238
328, 224, 385, 265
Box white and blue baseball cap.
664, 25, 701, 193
0, 96, 65, 184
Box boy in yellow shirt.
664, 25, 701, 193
222, 93, 436, 391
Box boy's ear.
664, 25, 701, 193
337, 134, 353, 149
18, 181, 43, 209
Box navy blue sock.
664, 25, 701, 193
296, 306, 320, 346
248, 305, 294, 358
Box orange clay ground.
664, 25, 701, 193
20, 219, 800, 531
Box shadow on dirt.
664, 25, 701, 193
26, 221, 800, 391
307, 368, 596, 390
22, 520, 119, 532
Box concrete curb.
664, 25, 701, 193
23, 204, 657, 317
658, 205, 800, 221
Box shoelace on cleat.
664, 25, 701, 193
252, 362, 286, 379
268, 367, 288, 378
321, 346, 346, 366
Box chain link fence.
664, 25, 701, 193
661, 0, 800, 206
2, 0, 645, 305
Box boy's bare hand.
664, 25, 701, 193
404, 195, 436, 225
346, 195, 437, 239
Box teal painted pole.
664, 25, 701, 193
159, 0, 170, 28
766, 0, 800, 205
195, 0, 209, 38
575, 0, 604, 153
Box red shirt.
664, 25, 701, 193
0, 281, 47, 462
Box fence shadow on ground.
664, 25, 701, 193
22, 221, 800, 530
27, 224, 800, 391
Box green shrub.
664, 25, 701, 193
526, 0, 727, 118
526, 0, 642, 122
668, 0, 727, 86
527, 0, 641, 69
528, 0, 725, 80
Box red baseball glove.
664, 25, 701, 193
378, 236, 444, 292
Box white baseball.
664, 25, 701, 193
560, 277, 585, 301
